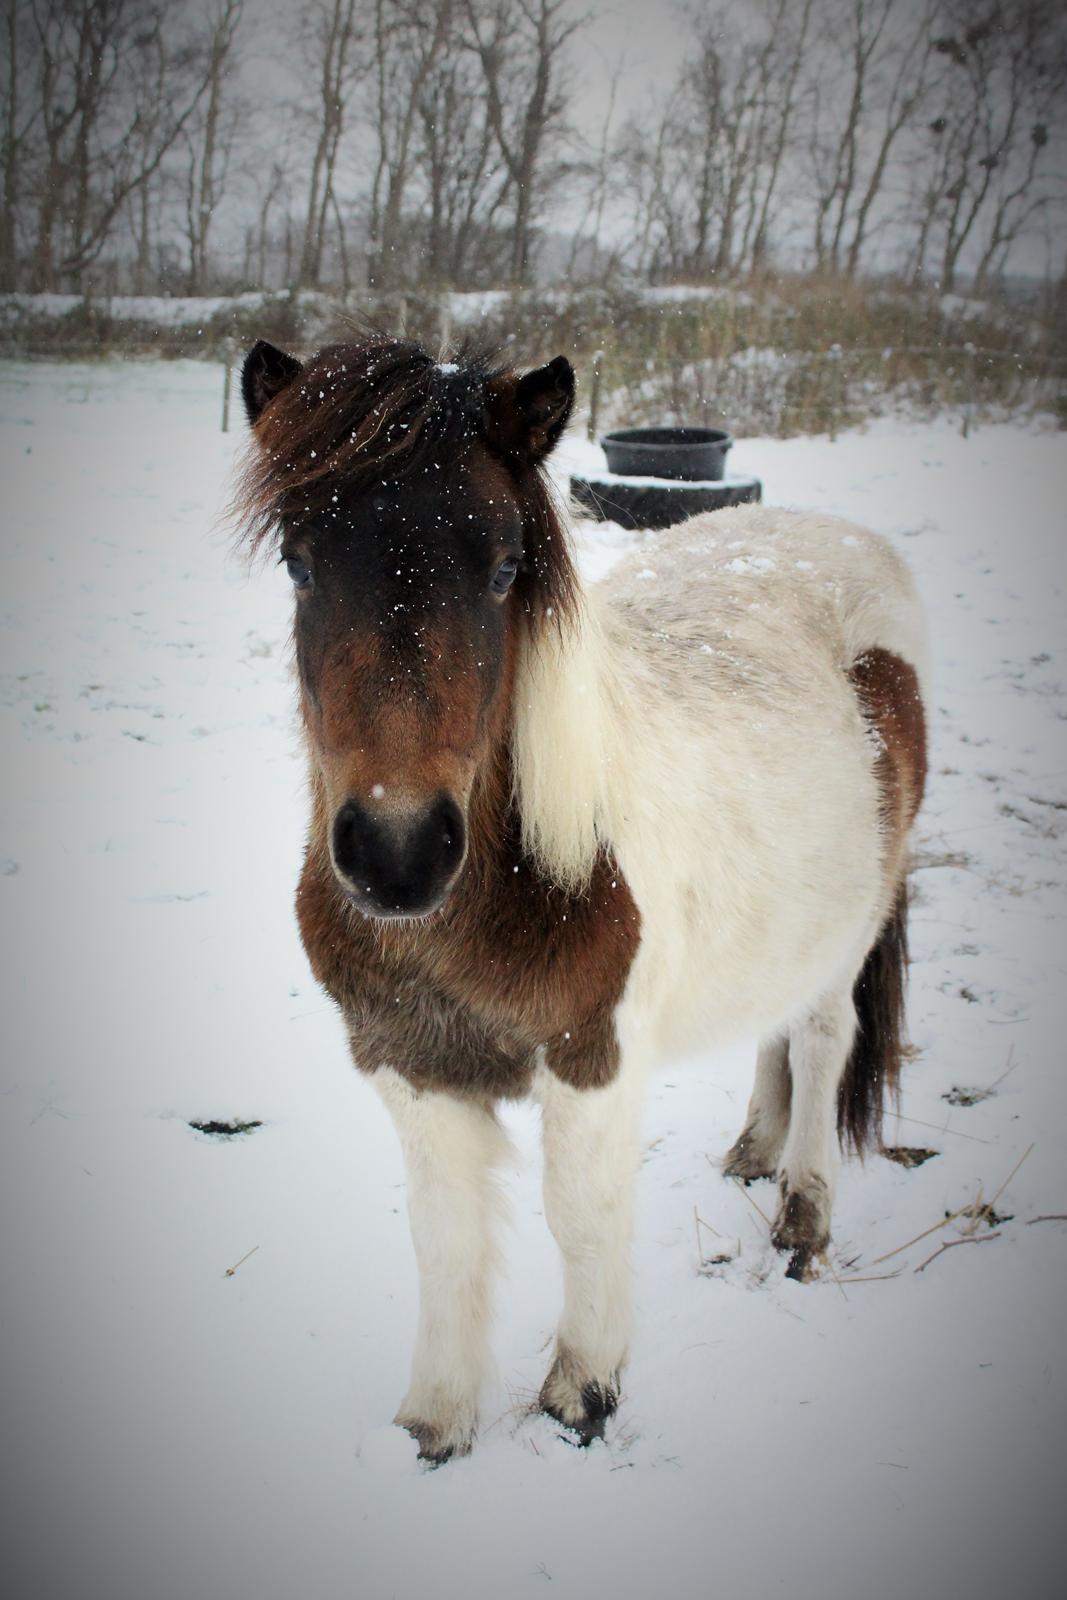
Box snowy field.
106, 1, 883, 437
2, 359, 1065, 1600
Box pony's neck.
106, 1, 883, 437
509, 592, 616, 893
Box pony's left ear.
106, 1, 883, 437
242, 340, 303, 426
484, 355, 575, 467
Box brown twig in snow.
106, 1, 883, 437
914, 1234, 1001, 1274
1025, 1214, 1067, 1226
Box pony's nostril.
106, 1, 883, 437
433, 797, 466, 874
332, 800, 369, 880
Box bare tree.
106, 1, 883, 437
843, 0, 936, 275
182, 0, 244, 293
294, 0, 364, 288
1, 1, 41, 290
563, 57, 622, 280
246, 158, 290, 288
615, 105, 680, 280
365, 0, 454, 289
744, 0, 815, 270
463, 0, 583, 283
415, 41, 507, 284
23, 0, 207, 292
909, 0, 1067, 292
804, 0, 936, 276
615, 0, 817, 281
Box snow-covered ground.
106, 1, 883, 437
0, 289, 277, 327
1, 359, 1064, 1600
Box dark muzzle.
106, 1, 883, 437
331, 794, 466, 917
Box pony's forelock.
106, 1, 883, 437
228, 334, 578, 632
230, 337, 489, 552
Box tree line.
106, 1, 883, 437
2, 0, 1065, 298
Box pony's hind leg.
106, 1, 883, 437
373, 1067, 510, 1463
536, 1064, 643, 1444
772, 990, 857, 1279
723, 1032, 791, 1182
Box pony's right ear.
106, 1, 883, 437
242, 341, 303, 426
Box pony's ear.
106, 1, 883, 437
242, 340, 303, 426
484, 355, 575, 467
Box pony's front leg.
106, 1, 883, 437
536, 1063, 643, 1443
373, 1067, 509, 1463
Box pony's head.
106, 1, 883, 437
234, 336, 578, 919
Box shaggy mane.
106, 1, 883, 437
229, 334, 578, 629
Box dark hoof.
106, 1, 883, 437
771, 1175, 831, 1276
543, 1408, 607, 1446
539, 1348, 619, 1446
723, 1128, 779, 1184
725, 1164, 777, 1187
397, 1416, 473, 1465
784, 1249, 816, 1282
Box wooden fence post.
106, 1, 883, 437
221, 338, 235, 434
961, 341, 976, 439
828, 342, 843, 442
587, 348, 604, 442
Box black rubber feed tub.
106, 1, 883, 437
601, 426, 734, 481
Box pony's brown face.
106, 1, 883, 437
238, 339, 576, 920
282, 449, 524, 917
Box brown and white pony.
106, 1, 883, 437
235, 336, 928, 1462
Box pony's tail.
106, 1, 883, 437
837, 883, 910, 1154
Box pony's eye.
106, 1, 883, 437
490, 557, 519, 595
286, 556, 313, 590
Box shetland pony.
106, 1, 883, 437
235, 336, 928, 1462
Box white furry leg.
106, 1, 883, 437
536, 1064, 643, 1442
723, 1032, 791, 1181
373, 1067, 510, 1462
773, 991, 857, 1278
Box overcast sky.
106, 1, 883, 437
561, 0, 689, 134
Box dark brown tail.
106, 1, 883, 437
837, 884, 909, 1154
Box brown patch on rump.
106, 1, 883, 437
838, 649, 927, 1153
849, 648, 927, 869
296, 752, 641, 1099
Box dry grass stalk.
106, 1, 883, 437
986, 1142, 1034, 1213
1025, 1214, 1067, 1226
223, 1245, 259, 1278
874, 1144, 1034, 1268
824, 1256, 849, 1301
987, 1047, 1017, 1093
694, 1206, 727, 1264
961, 1183, 985, 1239
694, 1207, 722, 1239
836, 1270, 903, 1284
892, 1113, 991, 1145
729, 1174, 772, 1229
871, 1207, 970, 1265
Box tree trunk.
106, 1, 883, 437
1, 0, 20, 291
